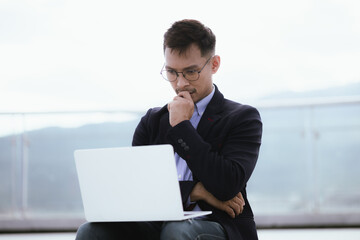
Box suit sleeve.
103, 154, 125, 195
132, 108, 152, 146
166, 105, 262, 201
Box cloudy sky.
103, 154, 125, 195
1, 0, 359, 113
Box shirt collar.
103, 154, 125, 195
194, 85, 215, 117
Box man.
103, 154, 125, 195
76, 19, 262, 240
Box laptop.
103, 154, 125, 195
74, 144, 212, 222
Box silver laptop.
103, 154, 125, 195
74, 144, 212, 222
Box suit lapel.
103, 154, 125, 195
197, 85, 224, 139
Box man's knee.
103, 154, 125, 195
160, 220, 226, 240
76, 222, 96, 240
160, 221, 194, 240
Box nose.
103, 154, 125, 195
176, 73, 189, 89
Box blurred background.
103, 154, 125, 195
0, 0, 359, 238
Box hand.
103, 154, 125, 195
190, 182, 245, 218
216, 192, 245, 218
168, 91, 194, 127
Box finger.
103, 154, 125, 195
177, 90, 192, 100
173, 95, 191, 104
238, 201, 244, 214
224, 199, 240, 216
229, 201, 242, 216
235, 194, 245, 214
237, 192, 245, 207
230, 196, 245, 215
173, 95, 186, 101
233, 195, 242, 206
237, 193, 245, 213
225, 206, 236, 219
230, 196, 243, 212
219, 202, 235, 218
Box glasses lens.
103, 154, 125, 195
184, 70, 199, 81
160, 70, 200, 81
161, 70, 176, 81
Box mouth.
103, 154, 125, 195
176, 88, 197, 95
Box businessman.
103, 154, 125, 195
76, 19, 262, 240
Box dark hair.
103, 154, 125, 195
163, 19, 216, 57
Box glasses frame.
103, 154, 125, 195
160, 56, 213, 82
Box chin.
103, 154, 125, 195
192, 96, 199, 103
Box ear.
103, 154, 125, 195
211, 55, 221, 74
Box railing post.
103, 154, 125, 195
20, 113, 29, 219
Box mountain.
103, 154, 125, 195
0, 120, 140, 215
260, 82, 360, 100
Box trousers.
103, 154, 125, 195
75, 219, 227, 240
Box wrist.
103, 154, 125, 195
190, 182, 209, 202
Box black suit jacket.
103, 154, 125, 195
132, 85, 262, 240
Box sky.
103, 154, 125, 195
0, 0, 360, 113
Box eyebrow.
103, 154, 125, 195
165, 64, 200, 71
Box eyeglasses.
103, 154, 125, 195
160, 56, 213, 82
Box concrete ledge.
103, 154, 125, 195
0, 218, 86, 232
1, 213, 360, 232
255, 213, 360, 228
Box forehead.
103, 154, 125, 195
164, 44, 203, 69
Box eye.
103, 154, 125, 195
167, 69, 177, 75
185, 69, 197, 75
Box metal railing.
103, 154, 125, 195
0, 97, 359, 231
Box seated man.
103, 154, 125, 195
76, 19, 262, 240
